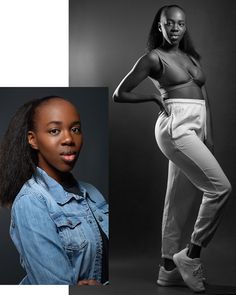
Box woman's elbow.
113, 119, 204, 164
112, 90, 121, 102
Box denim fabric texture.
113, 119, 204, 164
10, 167, 109, 285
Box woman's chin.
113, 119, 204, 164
60, 164, 75, 173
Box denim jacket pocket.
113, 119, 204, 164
53, 214, 88, 251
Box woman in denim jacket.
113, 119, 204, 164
0, 96, 109, 285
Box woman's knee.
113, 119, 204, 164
226, 180, 232, 194
221, 177, 232, 197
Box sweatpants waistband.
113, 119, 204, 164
164, 98, 205, 105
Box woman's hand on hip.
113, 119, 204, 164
154, 94, 170, 116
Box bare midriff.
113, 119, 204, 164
162, 84, 204, 101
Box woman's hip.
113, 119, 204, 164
155, 98, 207, 143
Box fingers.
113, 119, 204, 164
78, 280, 89, 286
87, 279, 102, 285
160, 103, 170, 116
78, 279, 102, 286
156, 97, 170, 116
163, 105, 170, 116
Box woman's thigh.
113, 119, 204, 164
159, 133, 230, 194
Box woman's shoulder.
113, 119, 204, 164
11, 190, 48, 221
133, 50, 161, 73
12, 175, 52, 211
79, 181, 108, 205
12, 181, 46, 210
139, 49, 160, 63
79, 181, 104, 197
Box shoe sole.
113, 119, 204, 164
157, 279, 186, 287
173, 254, 205, 293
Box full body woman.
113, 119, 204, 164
113, 5, 231, 292
0, 96, 108, 285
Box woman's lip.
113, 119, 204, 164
61, 154, 77, 162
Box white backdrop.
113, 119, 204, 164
0, 1, 69, 294
0, 0, 68, 86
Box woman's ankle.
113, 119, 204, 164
187, 243, 201, 259
163, 258, 176, 271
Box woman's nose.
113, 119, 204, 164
172, 23, 179, 31
62, 131, 74, 144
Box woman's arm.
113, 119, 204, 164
113, 53, 169, 115
11, 194, 77, 284
202, 85, 214, 153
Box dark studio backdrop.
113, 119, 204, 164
0, 87, 108, 284
70, 0, 236, 293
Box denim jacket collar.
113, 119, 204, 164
34, 167, 96, 205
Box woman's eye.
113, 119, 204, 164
72, 126, 81, 133
49, 129, 60, 135
179, 23, 185, 27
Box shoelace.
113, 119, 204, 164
192, 264, 206, 281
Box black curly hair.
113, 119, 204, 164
0, 95, 66, 207
146, 5, 201, 60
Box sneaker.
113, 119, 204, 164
157, 265, 186, 287
173, 248, 205, 293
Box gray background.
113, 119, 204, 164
0, 87, 108, 284
70, 0, 236, 294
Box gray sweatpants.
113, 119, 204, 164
155, 99, 231, 259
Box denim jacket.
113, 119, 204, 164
10, 167, 109, 285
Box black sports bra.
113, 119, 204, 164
150, 48, 206, 97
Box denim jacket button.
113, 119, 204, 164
98, 216, 103, 222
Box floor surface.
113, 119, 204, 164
70, 255, 236, 295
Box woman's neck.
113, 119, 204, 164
160, 41, 180, 53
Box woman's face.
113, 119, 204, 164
28, 98, 83, 183
158, 7, 186, 46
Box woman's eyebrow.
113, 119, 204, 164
72, 121, 81, 125
46, 121, 62, 126
46, 120, 81, 126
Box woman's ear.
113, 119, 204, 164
28, 131, 38, 150
158, 22, 162, 32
